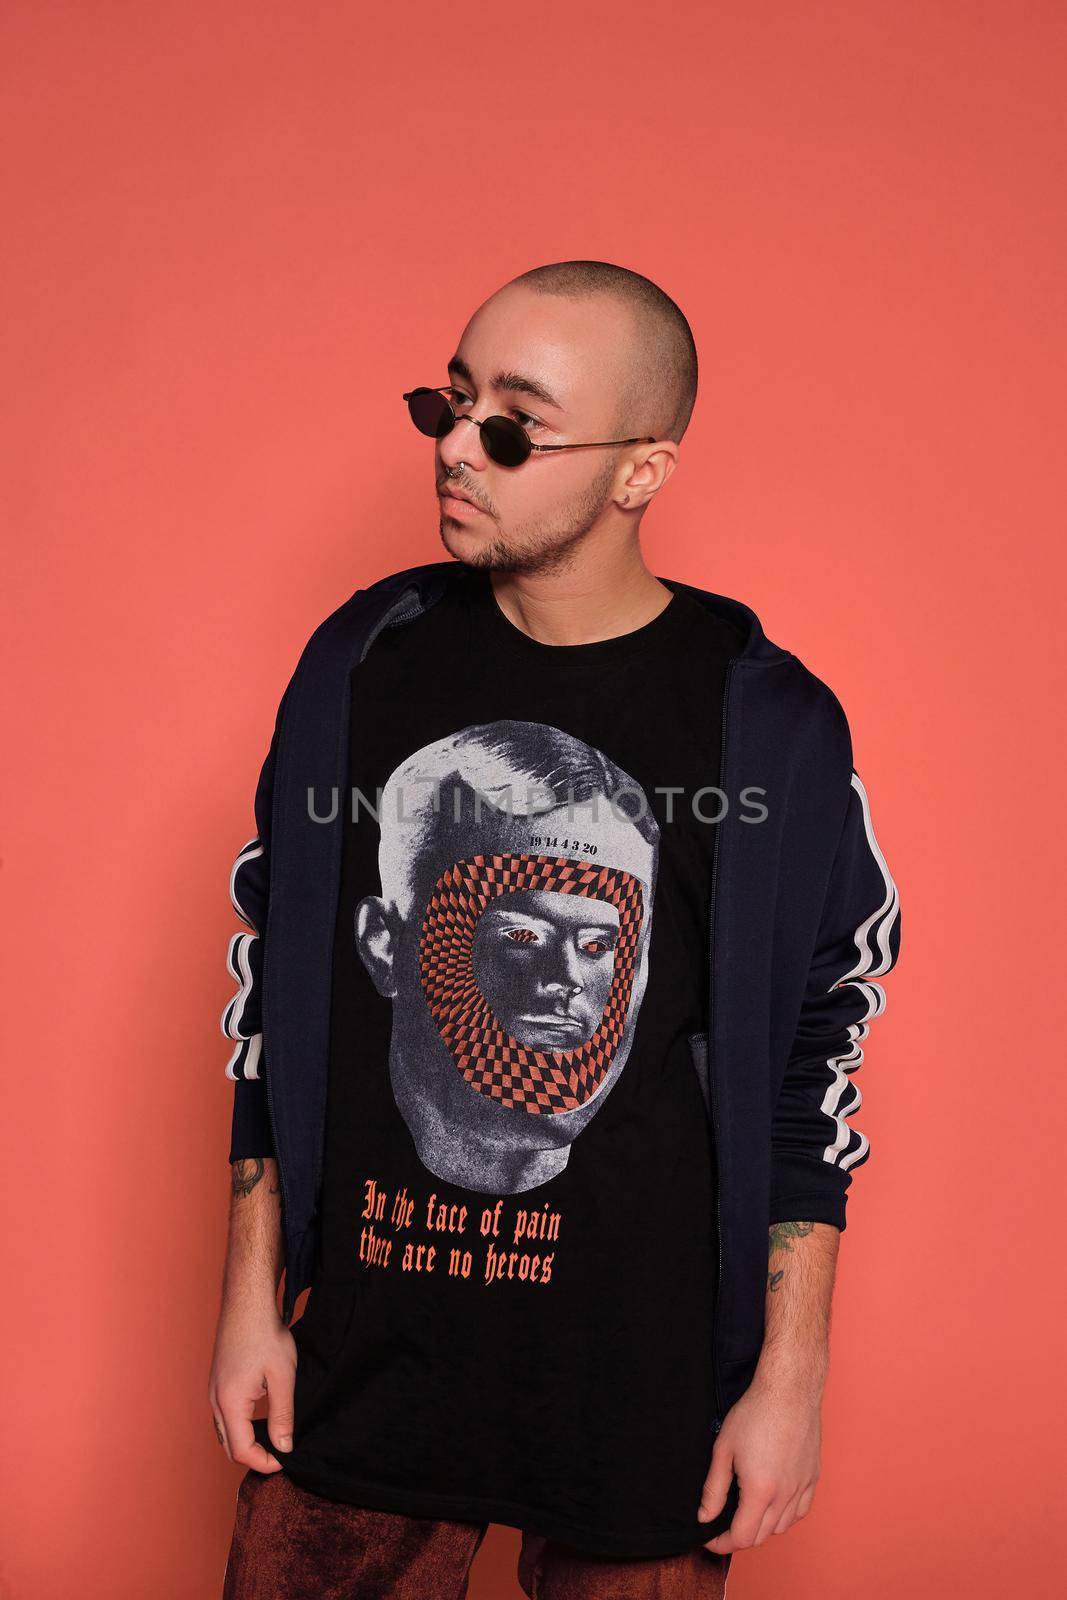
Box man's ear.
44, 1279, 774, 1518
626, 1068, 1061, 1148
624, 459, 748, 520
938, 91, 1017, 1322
355, 897, 402, 997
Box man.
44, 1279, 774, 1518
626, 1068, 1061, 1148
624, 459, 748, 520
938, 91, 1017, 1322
210, 260, 901, 1600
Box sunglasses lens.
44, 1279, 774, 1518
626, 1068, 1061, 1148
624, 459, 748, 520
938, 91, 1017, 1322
482, 416, 531, 467
407, 388, 454, 439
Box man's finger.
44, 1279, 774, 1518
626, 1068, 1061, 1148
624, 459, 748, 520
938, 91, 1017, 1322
795, 1484, 816, 1520
266, 1366, 296, 1454
771, 1485, 805, 1536
710, 1474, 774, 1552
212, 1411, 232, 1463
221, 1395, 283, 1474
753, 1492, 788, 1546
696, 1441, 734, 1523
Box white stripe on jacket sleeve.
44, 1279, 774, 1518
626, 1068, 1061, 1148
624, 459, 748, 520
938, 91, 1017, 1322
821, 773, 901, 1171
229, 837, 264, 926
221, 835, 265, 1082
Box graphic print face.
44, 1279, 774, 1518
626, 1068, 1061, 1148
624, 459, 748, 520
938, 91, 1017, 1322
354, 721, 658, 1195
420, 855, 644, 1113
475, 888, 619, 1051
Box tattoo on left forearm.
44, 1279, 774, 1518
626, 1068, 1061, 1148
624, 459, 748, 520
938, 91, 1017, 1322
767, 1220, 816, 1291
231, 1158, 265, 1199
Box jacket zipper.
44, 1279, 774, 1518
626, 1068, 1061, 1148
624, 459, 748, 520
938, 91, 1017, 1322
385, 602, 424, 628
263, 626, 314, 1319
262, 1036, 295, 1318
284, 587, 429, 1320
706, 656, 735, 1427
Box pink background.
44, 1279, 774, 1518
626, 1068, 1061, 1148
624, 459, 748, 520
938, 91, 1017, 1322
2, 2, 1062, 1595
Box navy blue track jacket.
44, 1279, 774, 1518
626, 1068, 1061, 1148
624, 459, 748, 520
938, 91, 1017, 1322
219, 560, 902, 1426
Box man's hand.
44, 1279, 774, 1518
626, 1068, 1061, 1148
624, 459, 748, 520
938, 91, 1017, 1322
696, 1367, 822, 1551
697, 1217, 836, 1551
208, 1155, 293, 1472
209, 1299, 297, 1472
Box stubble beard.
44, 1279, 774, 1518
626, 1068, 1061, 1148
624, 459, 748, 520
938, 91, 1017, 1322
440, 456, 620, 578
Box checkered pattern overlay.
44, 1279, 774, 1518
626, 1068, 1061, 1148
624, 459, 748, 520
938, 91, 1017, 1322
418, 853, 645, 1114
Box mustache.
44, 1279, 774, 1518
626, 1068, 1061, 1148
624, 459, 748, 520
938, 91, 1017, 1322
437, 477, 491, 513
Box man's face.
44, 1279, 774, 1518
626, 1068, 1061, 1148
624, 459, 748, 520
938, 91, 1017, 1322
434, 284, 638, 574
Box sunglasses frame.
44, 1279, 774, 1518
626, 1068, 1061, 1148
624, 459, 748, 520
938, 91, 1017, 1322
402, 385, 656, 466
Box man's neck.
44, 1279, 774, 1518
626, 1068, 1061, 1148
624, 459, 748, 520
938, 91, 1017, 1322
488, 542, 672, 648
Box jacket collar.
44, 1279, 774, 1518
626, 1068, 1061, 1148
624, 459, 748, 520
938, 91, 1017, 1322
362, 559, 791, 670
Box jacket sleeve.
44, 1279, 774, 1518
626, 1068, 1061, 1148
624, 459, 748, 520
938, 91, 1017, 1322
769, 770, 901, 1232
221, 708, 285, 1164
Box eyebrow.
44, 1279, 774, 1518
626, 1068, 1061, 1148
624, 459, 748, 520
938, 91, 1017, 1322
446, 354, 566, 413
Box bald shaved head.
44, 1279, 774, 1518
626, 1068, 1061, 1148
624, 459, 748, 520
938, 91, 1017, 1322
502, 260, 698, 445
434, 262, 692, 571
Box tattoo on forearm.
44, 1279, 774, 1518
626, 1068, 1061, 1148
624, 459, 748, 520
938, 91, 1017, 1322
231, 1158, 264, 1198
231, 1158, 280, 1199
767, 1220, 816, 1291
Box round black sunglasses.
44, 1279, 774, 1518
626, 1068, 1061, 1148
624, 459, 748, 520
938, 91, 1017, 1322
403, 385, 655, 469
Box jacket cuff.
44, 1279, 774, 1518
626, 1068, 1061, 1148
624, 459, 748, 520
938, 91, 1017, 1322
228, 1074, 275, 1163
769, 1151, 850, 1232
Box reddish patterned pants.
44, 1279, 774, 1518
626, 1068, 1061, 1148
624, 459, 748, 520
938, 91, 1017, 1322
223, 1468, 732, 1600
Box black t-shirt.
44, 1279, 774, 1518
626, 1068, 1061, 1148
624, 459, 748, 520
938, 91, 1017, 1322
281, 566, 745, 1557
